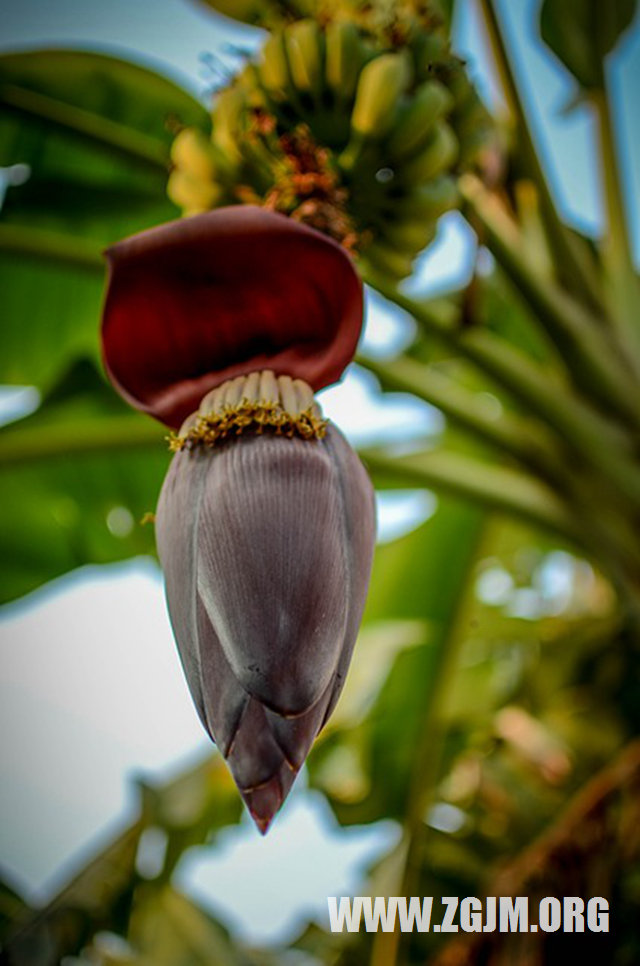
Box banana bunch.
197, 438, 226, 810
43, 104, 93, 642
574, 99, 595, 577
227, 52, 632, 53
167, 128, 223, 215
168, 9, 496, 279
192, 0, 452, 35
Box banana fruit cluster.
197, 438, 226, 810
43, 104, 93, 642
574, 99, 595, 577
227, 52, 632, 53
168, 9, 494, 279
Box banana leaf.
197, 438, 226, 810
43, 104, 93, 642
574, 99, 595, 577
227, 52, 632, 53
0, 359, 167, 603
0, 49, 208, 389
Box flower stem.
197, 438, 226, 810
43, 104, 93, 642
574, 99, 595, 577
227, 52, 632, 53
477, 0, 606, 315
358, 352, 559, 475
459, 174, 640, 428
361, 447, 580, 542
366, 275, 640, 499
592, 86, 640, 379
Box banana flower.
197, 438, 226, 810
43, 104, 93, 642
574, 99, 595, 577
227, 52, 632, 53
101, 207, 375, 832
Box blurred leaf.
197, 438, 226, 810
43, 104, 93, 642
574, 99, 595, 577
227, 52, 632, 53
293, 917, 372, 966
0, 872, 31, 944
1, 754, 242, 966
0, 49, 208, 388
137, 751, 243, 878
129, 886, 246, 966
364, 500, 482, 625
137, 755, 242, 882
436, 0, 456, 24
310, 498, 485, 823
364, 446, 576, 540
327, 619, 429, 732
479, 0, 609, 315
540, 0, 638, 90
429, 740, 640, 966
472, 266, 557, 365
0, 359, 167, 603
2, 821, 144, 966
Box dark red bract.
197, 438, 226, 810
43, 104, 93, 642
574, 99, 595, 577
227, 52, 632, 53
101, 206, 363, 428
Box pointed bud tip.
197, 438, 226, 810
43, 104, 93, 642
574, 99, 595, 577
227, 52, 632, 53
239, 766, 297, 835
252, 814, 273, 836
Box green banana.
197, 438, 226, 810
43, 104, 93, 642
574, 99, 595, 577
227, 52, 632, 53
212, 87, 248, 165
350, 51, 412, 139
235, 62, 267, 109
399, 122, 458, 184
386, 176, 459, 221
258, 32, 292, 100
412, 29, 450, 82
238, 130, 285, 192
167, 169, 223, 215
285, 19, 324, 96
170, 128, 217, 183
175, 10, 489, 264
382, 218, 437, 253
455, 90, 491, 139
386, 80, 454, 159
360, 239, 416, 280
447, 64, 475, 111
324, 20, 364, 101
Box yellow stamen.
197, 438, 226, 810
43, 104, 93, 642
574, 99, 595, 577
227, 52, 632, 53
169, 370, 327, 452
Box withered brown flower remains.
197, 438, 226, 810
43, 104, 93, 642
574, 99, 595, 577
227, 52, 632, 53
101, 206, 375, 832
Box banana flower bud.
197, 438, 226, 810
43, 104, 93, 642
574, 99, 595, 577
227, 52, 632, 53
101, 207, 375, 832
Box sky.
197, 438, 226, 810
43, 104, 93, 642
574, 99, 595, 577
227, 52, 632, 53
1, 0, 639, 948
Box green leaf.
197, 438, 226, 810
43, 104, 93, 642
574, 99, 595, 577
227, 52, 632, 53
0, 49, 208, 388
540, 0, 638, 90
0, 359, 168, 603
